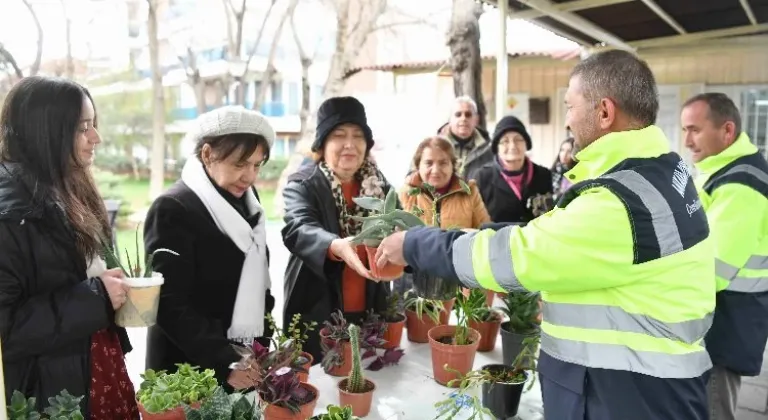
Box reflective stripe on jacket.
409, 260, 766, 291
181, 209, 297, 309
695, 133, 768, 375
405, 126, 716, 379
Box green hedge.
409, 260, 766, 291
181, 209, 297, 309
260, 157, 289, 181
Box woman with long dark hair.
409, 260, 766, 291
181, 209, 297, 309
0, 76, 137, 418
551, 137, 576, 199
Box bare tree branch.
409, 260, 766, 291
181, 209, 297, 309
21, 0, 43, 77
289, 0, 310, 136
60, 0, 75, 79
253, 0, 294, 111
237, 0, 278, 105
0, 43, 23, 79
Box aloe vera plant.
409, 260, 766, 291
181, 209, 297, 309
351, 188, 425, 247
101, 225, 178, 277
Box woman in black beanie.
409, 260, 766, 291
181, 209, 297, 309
281, 96, 393, 365
473, 115, 553, 223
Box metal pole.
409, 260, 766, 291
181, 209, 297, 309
496, 0, 509, 124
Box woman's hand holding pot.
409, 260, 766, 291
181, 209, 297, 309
330, 238, 372, 279
101, 268, 129, 310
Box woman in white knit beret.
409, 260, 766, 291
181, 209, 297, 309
143, 105, 275, 391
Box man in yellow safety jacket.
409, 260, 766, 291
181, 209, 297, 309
373, 50, 716, 420
681, 92, 768, 420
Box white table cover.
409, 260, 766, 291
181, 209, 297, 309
305, 330, 545, 419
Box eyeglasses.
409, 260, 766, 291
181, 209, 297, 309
453, 111, 473, 119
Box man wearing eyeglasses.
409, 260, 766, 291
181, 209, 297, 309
438, 96, 494, 181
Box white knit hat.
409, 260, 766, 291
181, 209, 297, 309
185, 105, 276, 149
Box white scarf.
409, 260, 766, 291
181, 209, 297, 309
181, 158, 271, 340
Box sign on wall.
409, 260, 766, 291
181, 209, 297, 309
505, 93, 530, 127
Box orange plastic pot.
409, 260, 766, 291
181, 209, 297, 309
295, 351, 313, 382
485, 290, 496, 306
365, 246, 405, 279
138, 402, 200, 420
428, 325, 480, 387
320, 328, 353, 377
469, 318, 501, 352
337, 378, 376, 417
382, 315, 405, 349
263, 383, 319, 420
440, 299, 455, 325
405, 309, 438, 343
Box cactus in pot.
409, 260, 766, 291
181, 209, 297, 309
351, 188, 425, 278
337, 324, 376, 417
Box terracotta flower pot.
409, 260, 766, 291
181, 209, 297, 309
320, 328, 353, 377
337, 378, 376, 417
263, 383, 319, 420
440, 299, 455, 325
138, 402, 200, 420
405, 309, 439, 343
485, 290, 496, 307
469, 318, 501, 352
295, 351, 313, 382
382, 315, 405, 349
365, 246, 404, 279
428, 325, 480, 387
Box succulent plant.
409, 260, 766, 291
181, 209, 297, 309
351, 188, 425, 247
102, 224, 179, 277
499, 291, 541, 334
344, 324, 367, 393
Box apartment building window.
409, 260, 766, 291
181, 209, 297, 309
287, 82, 300, 115
741, 87, 768, 159
270, 81, 283, 103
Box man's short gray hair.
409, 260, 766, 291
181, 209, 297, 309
454, 95, 478, 114
571, 49, 659, 126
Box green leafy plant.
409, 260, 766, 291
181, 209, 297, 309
407, 180, 471, 227
267, 313, 317, 366
136, 363, 218, 414
433, 364, 530, 420
499, 291, 541, 334
449, 289, 480, 346
382, 291, 405, 323
343, 324, 370, 394
7, 390, 84, 420
351, 188, 425, 247
403, 290, 444, 325
182, 387, 260, 420
310, 404, 360, 420
101, 224, 179, 277
462, 289, 502, 324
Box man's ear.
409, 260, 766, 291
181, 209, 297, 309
722, 121, 738, 144
597, 98, 617, 130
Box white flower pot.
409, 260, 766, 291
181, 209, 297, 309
115, 273, 165, 328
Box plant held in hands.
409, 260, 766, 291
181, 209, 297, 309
101, 225, 178, 278
351, 188, 425, 278
337, 324, 376, 417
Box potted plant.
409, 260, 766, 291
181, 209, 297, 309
310, 404, 360, 420
359, 311, 405, 371
461, 289, 503, 352
428, 290, 481, 387
337, 324, 377, 417
320, 310, 354, 377
404, 291, 445, 343
499, 291, 541, 367
266, 313, 317, 382
257, 365, 319, 420
405, 182, 467, 300
7, 389, 84, 420
350, 188, 425, 279
433, 364, 531, 419
380, 292, 405, 349
102, 227, 179, 328
182, 387, 259, 419
136, 363, 218, 420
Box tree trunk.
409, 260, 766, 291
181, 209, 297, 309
147, 0, 166, 200
236, 0, 278, 106
253, 2, 294, 111
447, 0, 486, 129
60, 0, 75, 79
21, 0, 43, 76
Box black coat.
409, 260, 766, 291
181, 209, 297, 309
474, 160, 553, 223
281, 164, 390, 364
0, 163, 131, 414
143, 180, 274, 385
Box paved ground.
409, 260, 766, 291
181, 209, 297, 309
124, 221, 768, 419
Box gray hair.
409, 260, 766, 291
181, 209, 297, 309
454, 95, 478, 115
571, 50, 659, 126
683, 92, 742, 134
